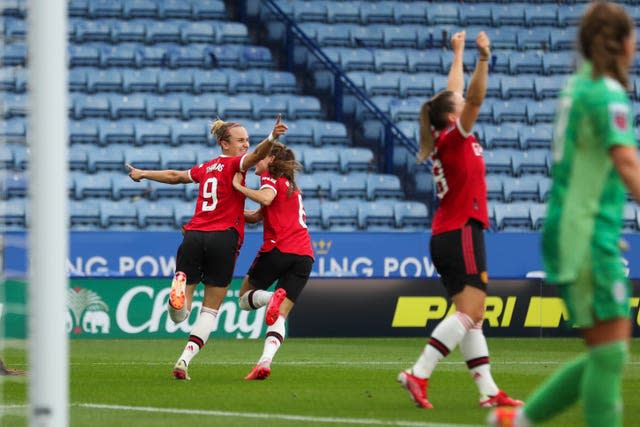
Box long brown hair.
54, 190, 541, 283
579, 2, 633, 89
267, 142, 302, 196
210, 119, 243, 146
418, 90, 457, 159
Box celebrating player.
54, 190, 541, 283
490, 3, 638, 426
231, 141, 314, 380
127, 115, 287, 380
397, 31, 522, 409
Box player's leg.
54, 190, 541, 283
238, 251, 280, 311
0, 358, 25, 376
246, 254, 312, 380
168, 232, 201, 323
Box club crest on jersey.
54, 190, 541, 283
206, 163, 224, 173
609, 102, 629, 131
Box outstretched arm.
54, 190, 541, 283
127, 164, 191, 184
447, 31, 466, 94
242, 114, 288, 171
459, 31, 490, 134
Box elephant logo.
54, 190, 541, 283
66, 287, 110, 335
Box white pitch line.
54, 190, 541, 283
74, 403, 483, 427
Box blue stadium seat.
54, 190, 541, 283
426, 3, 460, 25
520, 124, 553, 150
282, 120, 314, 145
134, 122, 172, 145
192, 0, 226, 20
241, 45, 273, 69
530, 203, 546, 230
538, 177, 552, 202
525, 5, 558, 27
306, 47, 340, 71
88, 0, 123, 18
500, 75, 536, 99
244, 119, 274, 144
136, 200, 176, 229
157, 0, 191, 19
111, 21, 146, 43
150, 178, 190, 200
301, 198, 322, 230
245, 173, 260, 190
364, 72, 402, 97
73, 95, 110, 119
68, 0, 90, 17
350, 24, 385, 48
100, 200, 139, 229
1, 43, 26, 67
74, 172, 113, 199
491, 5, 526, 26
69, 200, 101, 228
542, 53, 575, 75
262, 71, 297, 95
304, 148, 340, 173
549, 27, 576, 51
192, 69, 229, 93
340, 148, 373, 173
180, 22, 216, 44
339, 48, 375, 72
395, 121, 418, 146
1, 198, 26, 230
367, 174, 403, 200
181, 94, 218, 119
87, 145, 125, 172
121, 68, 159, 93
394, 2, 428, 24
98, 120, 136, 146
111, 172, 152, 200
68, 119, 99, 145
68, 44, 100, 67
412, 171, 434, 200
171, 120, 208, 145
137, 45, 170, 68
74, 20, 111, 43
124, 145, 162, 171
321, 200, 359, 231
1, 170, 27, 198
487, 51, 511, 74
297, 172, 330, 200
0, 67, 17, 92
214, 22, 249, 44
398, 73, 433, 98
228, 69, 264, 94
504, 176, 540, 202
492, 100, 528, 124
517, 27, 552, 50
354, 95, 393, 122
557, 4, 588, 27
485, 175, 505, 201
217, 95, 251, 119
194, 147, 220, 170
313, 121, 349, 146
527, 99, 557, 124
87, 69, 122, 93
382, 25, 420, 49
158, 69, 194, 93
329, 172, 367, 200
122, 0, 157, 19
0, 144, 16, 169
394, 201, 429, 230
109, 94, 147, 119
493, 202, 532, 231
169, 45, 212, 68
512, 149, 550, 176
68, 147, 89, 172
534, 76, 565, 100
160, 146, 197, 170
484, 149, 516, 176
173, 200, 195, 228
407, 50, 444, 73
460, 4, 492, 26
316, 23, 354, 47
484, 124, 521, 150
288, 96, 322, 120
509, 51, 544, 75
357, 200, 396, 230
389, 98, 422, 122
146, 94, 183, 120
292, 1, 327, 23
2, 93, 26, 118
325, 2, 359, 23
359, 2, 395, 24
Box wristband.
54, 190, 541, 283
268, 132, 275, 142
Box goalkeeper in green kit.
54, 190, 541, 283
489, 2, 638, 427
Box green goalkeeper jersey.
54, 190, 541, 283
542, 61, 636, 285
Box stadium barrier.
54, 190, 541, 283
3, 278, 639, 339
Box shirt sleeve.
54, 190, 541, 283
259, 174, 278, 195
189, 163, 203, 183
598, 90, 635, 149
238, 153, 249, 172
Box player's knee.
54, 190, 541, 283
591, 341, 628, 372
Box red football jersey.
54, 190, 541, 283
430, 121, 489, 235
184, 154, 247, 240
258, 173, 314, 258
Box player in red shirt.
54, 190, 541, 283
127, 115, 288, 380
397, 31, 522, 409
231, 142, 314, 380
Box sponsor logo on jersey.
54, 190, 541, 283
609, 102, 629, 131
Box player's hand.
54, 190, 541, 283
451, 31, 466, 53
476, 31, 490, 60
232, 172, 244, 190
126, 163, 143, 182
271, 114, 288, 139
416, 148, 430, 164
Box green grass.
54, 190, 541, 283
1, 338, 639, 426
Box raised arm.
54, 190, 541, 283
242, 114, 288, 171
459, 31, 490, 134
232, 172, 276, 206
127, 164, 191, 184
447, 31, 466, 94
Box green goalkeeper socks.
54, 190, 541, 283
582, 341, 627, 427
523, 340, 628, 426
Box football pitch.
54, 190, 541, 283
1, 338, 639, 426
